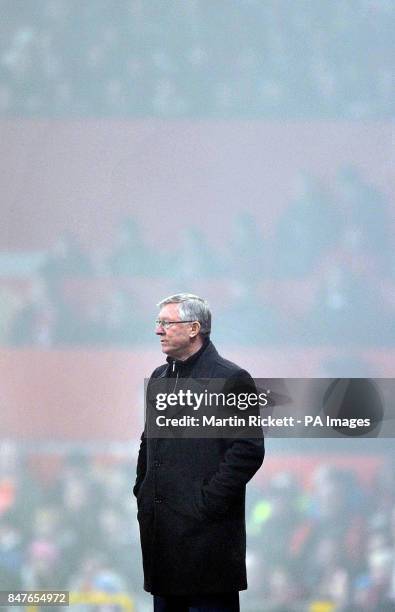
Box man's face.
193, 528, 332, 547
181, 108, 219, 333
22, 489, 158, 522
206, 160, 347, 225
155, 303, 194, 360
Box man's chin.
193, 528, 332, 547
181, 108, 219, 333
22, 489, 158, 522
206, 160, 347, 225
161, 344, 178, 359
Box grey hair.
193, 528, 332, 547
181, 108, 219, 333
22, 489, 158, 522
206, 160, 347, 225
157, 293, 211, 337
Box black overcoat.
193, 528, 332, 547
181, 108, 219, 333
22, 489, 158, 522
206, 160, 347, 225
133, 340, 265, 595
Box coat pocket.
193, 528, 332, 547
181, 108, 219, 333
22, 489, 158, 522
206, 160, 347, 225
195, 477, 246, 521
186, 478, 231, 522
163, 476, 207, 522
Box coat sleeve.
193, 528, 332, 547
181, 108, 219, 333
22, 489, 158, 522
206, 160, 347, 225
199, 372, 265, 517
200, 438, 264, 517
133, 429, 147, 498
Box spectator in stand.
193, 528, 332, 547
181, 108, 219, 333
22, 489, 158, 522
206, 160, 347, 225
23, 539, 61, 589
172, 226, 225, 283
248, 473, 302, 567
0, 515, 23, 589
40, 232, 93, 299
304, 262, 394, 345
38, 232, 93, 345
7, 278, 56, 347
108, 216, 157, 277
214, 282, 281, 345
227, 212, 268, 283
0, 286, 20, 344
0, 442, 40, 537
335, 166, 393, 276
271, 172, 341, 278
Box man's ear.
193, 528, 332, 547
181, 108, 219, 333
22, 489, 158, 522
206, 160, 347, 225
190, 321, 201, 337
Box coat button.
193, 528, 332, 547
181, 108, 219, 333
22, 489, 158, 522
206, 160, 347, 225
154, 496, 163, 503
153, 460, 161, 468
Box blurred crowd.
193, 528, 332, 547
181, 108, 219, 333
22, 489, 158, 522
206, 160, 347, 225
1, 441, 395, 611
0, 166, 394, 352
0, 0, 393, 118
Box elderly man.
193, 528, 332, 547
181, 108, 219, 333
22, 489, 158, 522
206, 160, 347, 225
134, 294, 264, 612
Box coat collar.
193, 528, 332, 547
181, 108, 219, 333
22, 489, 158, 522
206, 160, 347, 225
166, 336, 211, 372
154, 339, 219, 379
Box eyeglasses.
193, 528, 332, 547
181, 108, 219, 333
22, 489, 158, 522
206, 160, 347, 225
155, 319, 196, 330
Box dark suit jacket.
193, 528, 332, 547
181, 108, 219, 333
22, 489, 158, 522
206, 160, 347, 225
133, 340, 265, 595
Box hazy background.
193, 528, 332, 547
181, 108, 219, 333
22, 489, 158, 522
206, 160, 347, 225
0, 1, 394, 610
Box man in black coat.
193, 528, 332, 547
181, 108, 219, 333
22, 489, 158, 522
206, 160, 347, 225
133, 294, 265, 612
